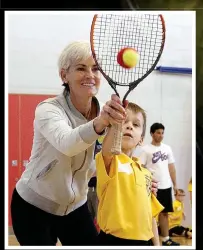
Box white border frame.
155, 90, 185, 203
5, 10, 196, 250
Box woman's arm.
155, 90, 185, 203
35, 102, 107, 157
35, 94, 126, 158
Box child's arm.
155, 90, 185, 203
102, 125, 116, 175
183, 212, 186, 220
189, 191, 192, 205
168, 213, 180, 220
101, 99, 128, 175
151, 217, 160, 246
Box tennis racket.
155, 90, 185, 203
90, 13, 166, 154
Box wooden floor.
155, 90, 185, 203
8, 234, 192, 246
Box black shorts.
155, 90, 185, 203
169, 226, 190, 236
157, 187, 173, 213
158, 226, 191, 237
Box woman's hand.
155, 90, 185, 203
93, 94, 128, 134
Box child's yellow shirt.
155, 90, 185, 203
188, 182, 192, 192
168, 200, 184, 229
95, 152, 164, 241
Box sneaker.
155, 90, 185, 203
162, 238, 180, 246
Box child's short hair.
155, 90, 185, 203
176, 189, 185, 195
127, 102, 147, 137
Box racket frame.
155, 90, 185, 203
90, 14, 166, 154
90, 14, 166, 102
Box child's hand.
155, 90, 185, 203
183, 213, 186, 220
151, 177, 158, 196
173, 186, 178, 195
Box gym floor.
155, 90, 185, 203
8, 233, 192, 246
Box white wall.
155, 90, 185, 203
6, 11, 194, 226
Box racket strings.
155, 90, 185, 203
92, 14, 164, 86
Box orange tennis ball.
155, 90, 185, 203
117, 48, 139, 69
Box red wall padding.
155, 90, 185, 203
8, 94, 55, 226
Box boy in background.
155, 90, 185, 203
188, 178, 192, 206
168, 189, 192, 239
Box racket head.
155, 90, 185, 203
90, 13, 166, 91
90, 13, 166, 155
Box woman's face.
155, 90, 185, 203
62, 56, 101, 98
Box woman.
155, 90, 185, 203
10, 41, 157, 246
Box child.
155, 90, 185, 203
95, 102, 164, 246
168, 189, 192, 239
188, 178, 192, 205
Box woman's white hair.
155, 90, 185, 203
58, 41, 91, 73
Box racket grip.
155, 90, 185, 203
111, 123, 123, 155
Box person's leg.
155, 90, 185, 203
11, 188, 57, 246
159, 212, 169, 237
157, 188, 180, 246
97, 231, 151, 246
97, 230, 113, 245
170, 226, 192, 238
87, 188, 95, 219
169, 227, 175, 237
169, 226, 183, 236
184, 228, 192, 238
179, 226, 192, 238
157, 188, 172, 238
57, 202, 98, 246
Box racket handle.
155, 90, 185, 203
111, 123, 123, 155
